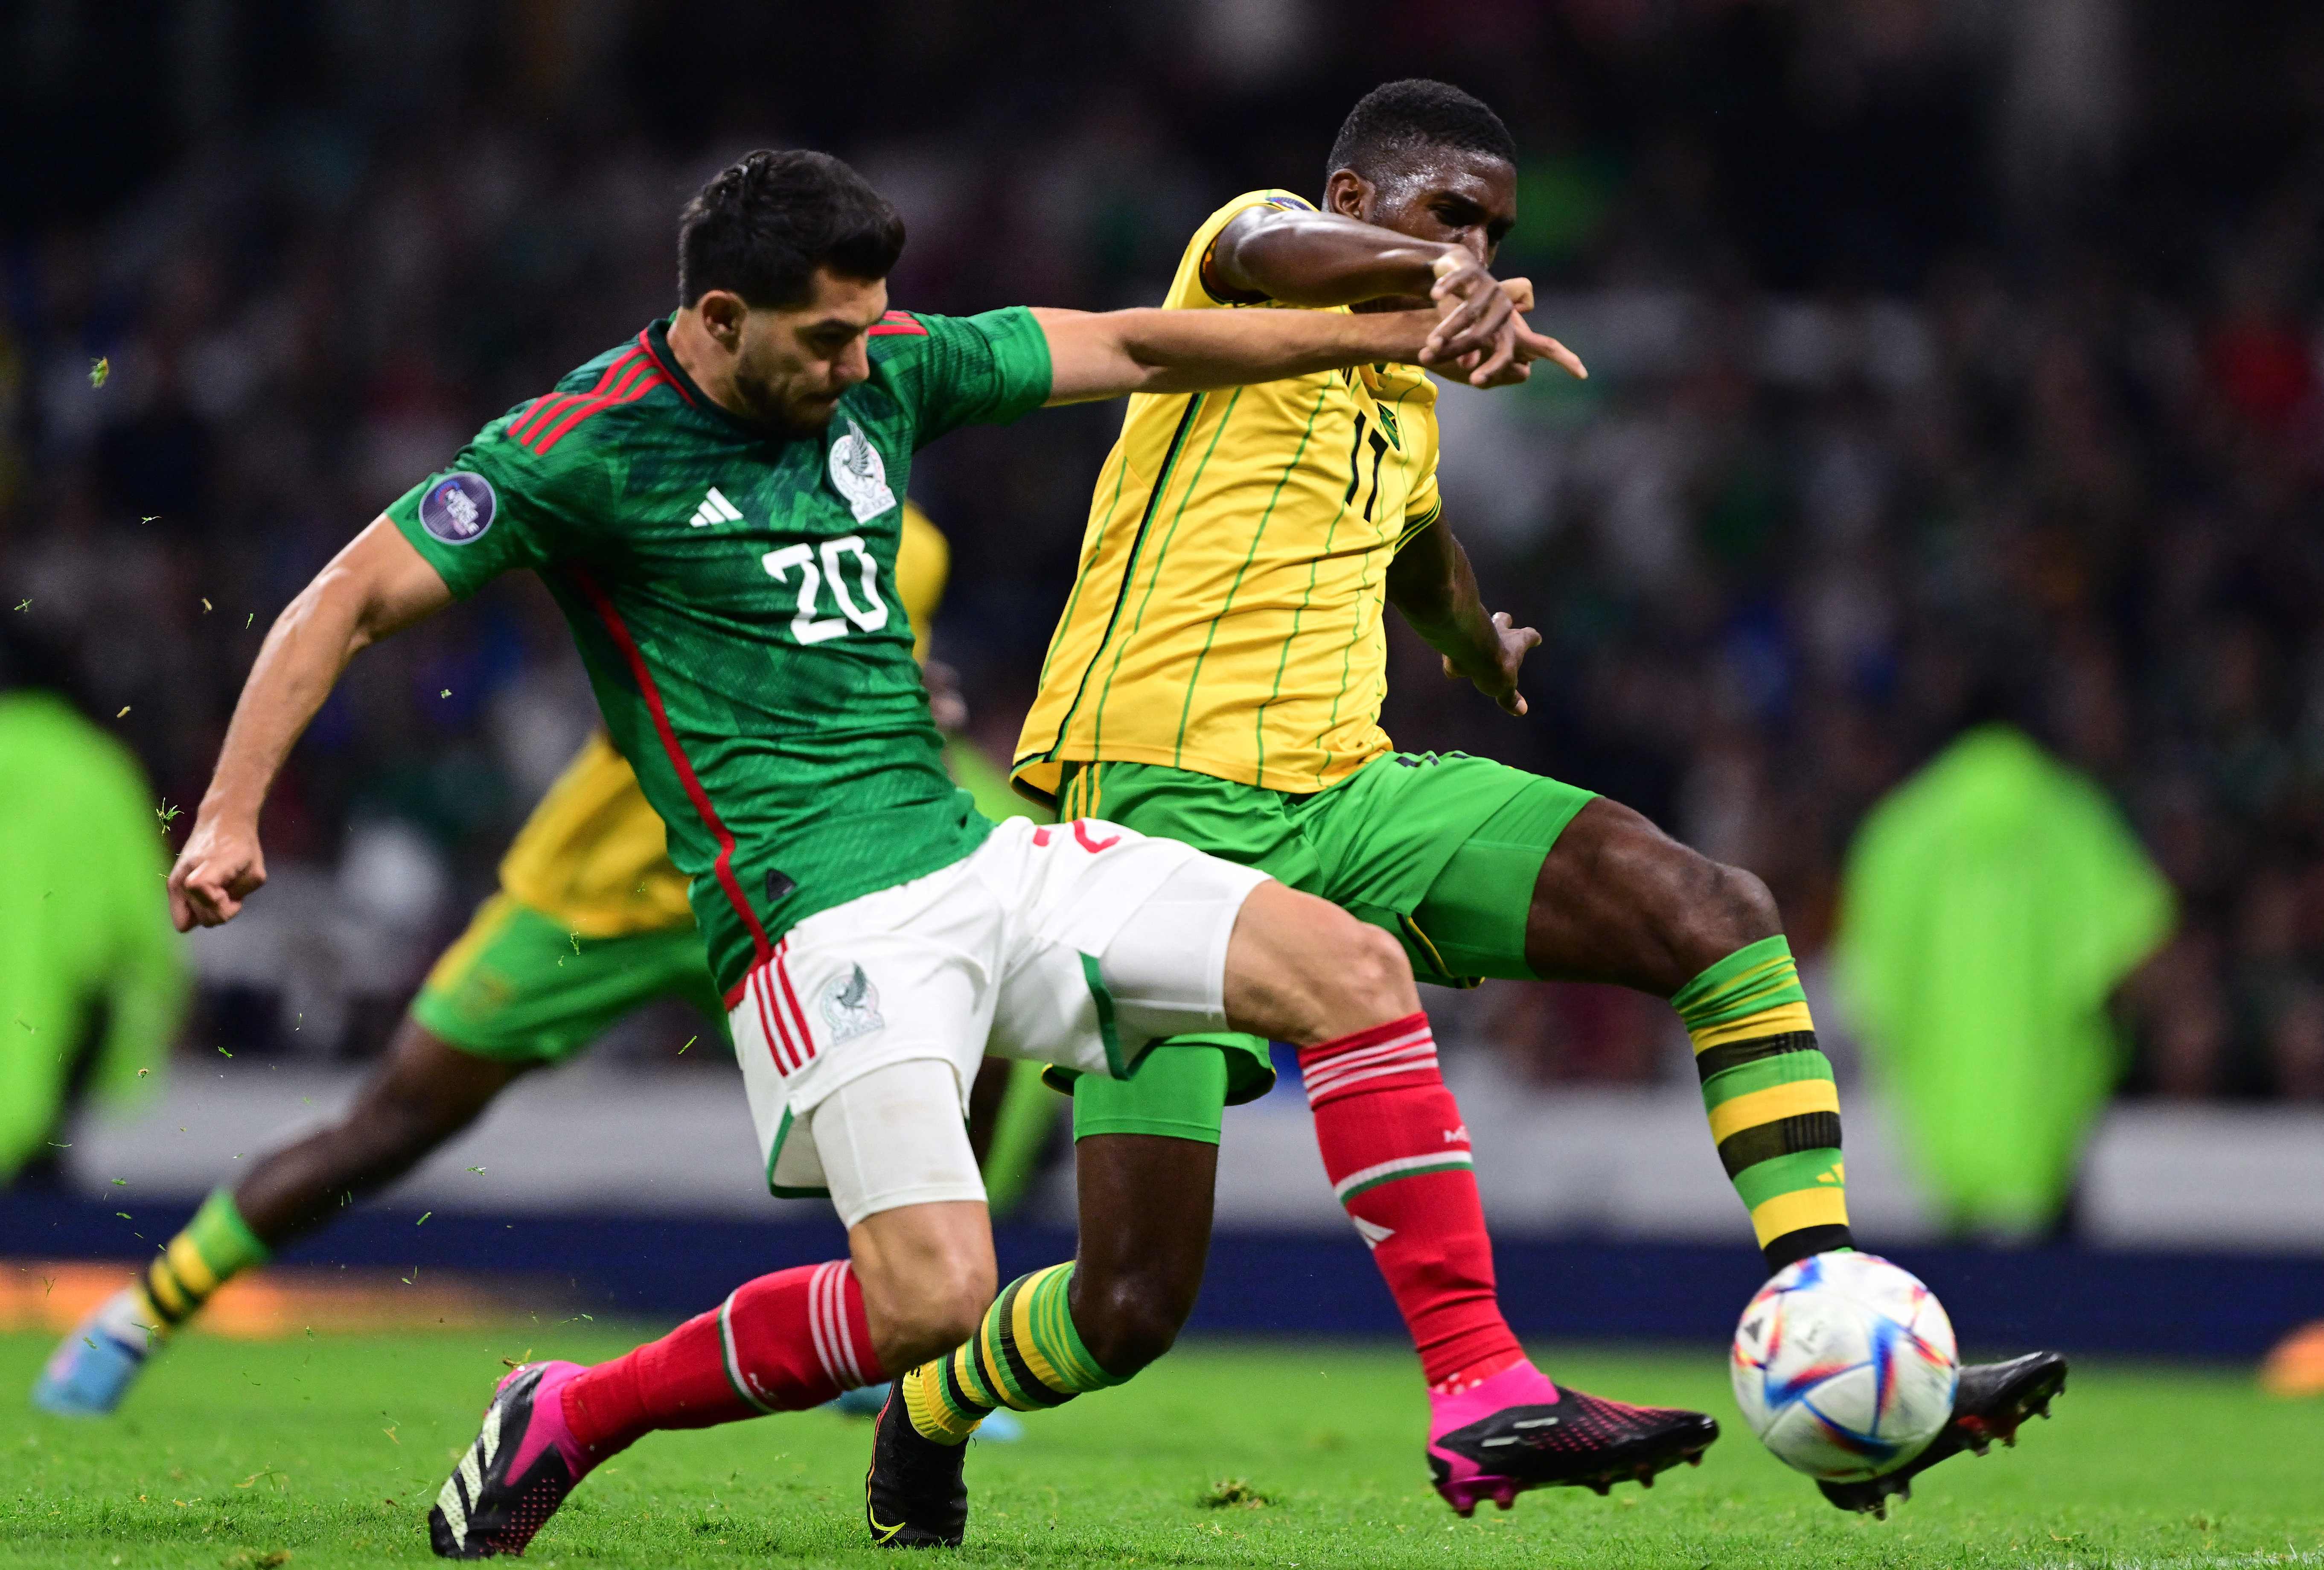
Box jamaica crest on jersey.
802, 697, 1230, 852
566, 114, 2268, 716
827, 417, 896, 523
819, 963, 885, 1044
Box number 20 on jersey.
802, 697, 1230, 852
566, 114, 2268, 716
761, 535, 890, 646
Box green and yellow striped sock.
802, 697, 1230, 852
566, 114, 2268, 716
899, 1263, 1122, 1445
1672, 936, 1853, 1273
136, 1188, 271, 1335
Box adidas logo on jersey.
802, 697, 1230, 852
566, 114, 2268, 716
688, 486, 744, 528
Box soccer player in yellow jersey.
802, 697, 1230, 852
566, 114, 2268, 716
871, 81, 2063, 1532
34, 504, 1048, 1417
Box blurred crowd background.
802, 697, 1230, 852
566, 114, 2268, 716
5, 0, 2322, 1104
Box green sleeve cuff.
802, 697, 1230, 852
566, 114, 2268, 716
984, 306, 1055, 422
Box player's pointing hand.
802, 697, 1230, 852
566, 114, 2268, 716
1423, 265, 1589, 389
1494, 278, 1588, 383
167, 811, 267, 931
1420, 251, 1518, 373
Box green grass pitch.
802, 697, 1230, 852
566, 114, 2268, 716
3, 1328, 2318, 1568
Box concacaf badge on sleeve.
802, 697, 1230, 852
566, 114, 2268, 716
420, 472, 497, 545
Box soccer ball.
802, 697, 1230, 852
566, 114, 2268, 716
1729, 1251, 1958, 1481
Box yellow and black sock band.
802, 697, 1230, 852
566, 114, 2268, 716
1674, 938, 1852, 1274
141, 1188, 270, 1332
1699, 1031, 1844, 1177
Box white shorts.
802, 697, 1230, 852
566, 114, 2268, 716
728, 815, 1269, 1213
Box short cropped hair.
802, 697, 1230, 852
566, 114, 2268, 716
677, 149, 906, 309
1325, 79, 1516, 184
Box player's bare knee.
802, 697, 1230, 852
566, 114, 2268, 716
1070, 1272, 1185, 1378
1316, 921, 1418, 1039
1687, 859, 1781, 961
1631, 837, 1782, 983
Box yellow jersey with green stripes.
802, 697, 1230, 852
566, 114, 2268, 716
497, 502, 954, 939
495, 730, 695, 939
1013, 190, 1444, 803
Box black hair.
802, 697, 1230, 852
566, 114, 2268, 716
677, 149, 906, 309
1326, 79, 1516, 185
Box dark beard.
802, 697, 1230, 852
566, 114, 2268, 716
731, 375, 841, 440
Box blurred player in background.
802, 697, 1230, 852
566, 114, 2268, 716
870, 79, 2063, 1535
0, 625, 187, 1191
1839, 710, 2175, 1240
32, 503, 1054, 1418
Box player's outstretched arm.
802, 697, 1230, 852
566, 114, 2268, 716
1209, 205, 1526, 374
1385, 515, 1540, 718
1207, 213, 1588, 388
1208, 205, 1477, 310
169, 518, 451, 932
1036, 303, 1456, 404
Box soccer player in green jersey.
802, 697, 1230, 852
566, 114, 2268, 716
161, 149, 1567, 1557
28, 505, 1047, 1429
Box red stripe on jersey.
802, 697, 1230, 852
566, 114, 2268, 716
510, 393, 582, 446
510, 347, 645, 444
634, 328, 700, 407
507, 394, 552, 442
568, 566, 774, 965
775, 945, 817, 1065
532, 353, 664, 450
865, 310, 928, 337
593, 345, 647, 388
531, 359, 663, 454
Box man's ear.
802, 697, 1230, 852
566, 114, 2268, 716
1324, 169, 1371, 223
696, 289, 749, 348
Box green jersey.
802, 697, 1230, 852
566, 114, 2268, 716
0, 693, 186, 1180
387, 308, 1053, 995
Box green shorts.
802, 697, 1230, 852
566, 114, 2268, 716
1060, 752, 1594, 1139
410, 892, 729, 1066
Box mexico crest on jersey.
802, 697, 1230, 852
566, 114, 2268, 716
819, 963, 885, 1044
827, 418, 896, 523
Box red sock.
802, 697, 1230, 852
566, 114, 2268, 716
1299, 1014, 1526, 1390
562, 1260, 880, 1455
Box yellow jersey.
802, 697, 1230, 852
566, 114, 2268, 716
1013, 190, 1444, 803
895, 500, 948, 664
498, 502, 950, 936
